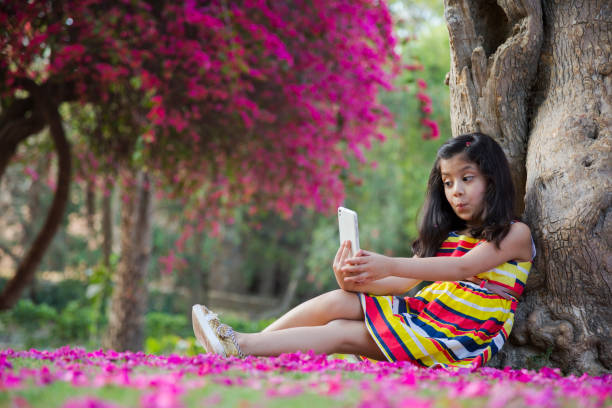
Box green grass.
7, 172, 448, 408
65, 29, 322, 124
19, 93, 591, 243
2, 383, 141, 408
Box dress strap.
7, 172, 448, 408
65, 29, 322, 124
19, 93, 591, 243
464, 277, 520, 300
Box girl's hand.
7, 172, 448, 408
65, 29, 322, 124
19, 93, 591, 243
332, 240, 353, 289
342, 249, 394, 284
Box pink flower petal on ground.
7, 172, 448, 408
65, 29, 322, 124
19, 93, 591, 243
487, 382, 515, 408
1, 372, 22, 388
398, 397, 432, 408
399, 371, 417, 387
62, 397, 123, 408
10, 396, 31, 408
200, 393, 222, 405
458, 380, 489, 397
522, 387, 556, 408
2, 347, 612, 408
37, 366, 54, 385
266, 383, 304, 397
140, 388, 184, 408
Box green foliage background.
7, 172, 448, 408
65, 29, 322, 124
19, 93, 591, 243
0, 3, 451, 353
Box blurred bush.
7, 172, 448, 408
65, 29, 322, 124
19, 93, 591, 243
31, 279, 87, 311
0, 290, 274, 352
0, 299, 58, 348
6, 299, 58, 332
53, 300, 95, 343
218, 313, 275, 333
146, 312, 190, 339
145, 335, 199, 356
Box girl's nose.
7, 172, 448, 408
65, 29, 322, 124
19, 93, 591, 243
453, 184, 464, 196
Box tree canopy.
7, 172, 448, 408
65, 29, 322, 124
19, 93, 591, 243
1, 0, 431, 308
2, 0, 401, 218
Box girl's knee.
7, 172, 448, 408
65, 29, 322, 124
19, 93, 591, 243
329, 288, 360, 304
326, 288, 355, 300
324, 319, 367, 352
324, 319, 352, 347
321, 289, 360, 312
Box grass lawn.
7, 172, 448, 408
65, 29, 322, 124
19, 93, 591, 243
0, 347, 610, 407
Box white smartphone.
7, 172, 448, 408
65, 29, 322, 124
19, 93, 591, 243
338, 207, 360, 255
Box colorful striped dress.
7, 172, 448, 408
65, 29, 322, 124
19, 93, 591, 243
359, 232, 533, 368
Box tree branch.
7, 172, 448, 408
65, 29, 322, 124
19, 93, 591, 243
0, 241, 20, 265
0, 82, 72, 310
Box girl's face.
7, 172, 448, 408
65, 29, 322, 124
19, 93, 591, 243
439, 154, 487, 225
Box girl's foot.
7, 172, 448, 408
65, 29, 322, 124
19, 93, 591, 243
191, 304, 245, 358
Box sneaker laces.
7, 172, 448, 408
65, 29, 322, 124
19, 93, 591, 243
216, 324, 245, 358
204, 311, 219, 321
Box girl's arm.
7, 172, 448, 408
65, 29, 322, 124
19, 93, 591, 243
343, 276, 421, 296
343, 222, 532, 284
333, 241, 421, 295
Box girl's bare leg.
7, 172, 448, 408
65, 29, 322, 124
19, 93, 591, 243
238, 319, 386, 360
263, 289, 363, 332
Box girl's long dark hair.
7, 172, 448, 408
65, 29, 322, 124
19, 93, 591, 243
412, 133, 516, 257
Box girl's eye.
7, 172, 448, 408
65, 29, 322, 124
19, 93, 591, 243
443, 181, 452, 187
463, 176, 474, 182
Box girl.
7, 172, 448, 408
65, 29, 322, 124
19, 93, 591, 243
192, 132, 535, 368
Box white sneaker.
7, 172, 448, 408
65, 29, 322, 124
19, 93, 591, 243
191, 304, 244, 358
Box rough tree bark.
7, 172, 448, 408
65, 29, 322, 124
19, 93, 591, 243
0, 83, 72, 310
103, 171, 153, 351
444, 0, 611, 374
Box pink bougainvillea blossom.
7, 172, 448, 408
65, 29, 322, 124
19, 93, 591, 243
421, 118, 440, 140
1, 0, 442, 274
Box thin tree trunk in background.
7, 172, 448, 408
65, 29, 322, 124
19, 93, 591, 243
444, 0, 611, 374
24, 161, 45, 241
188, 229, 207, 312
86, 179, 96, 234
0, 84, 72, 310
258, 260, 276, 297
0, 97, 46, 268
104, 171, 152, 351
23, 159, 46, 300
209, 230, 247, 293
0, 242, 19, 265
257, 254, 306, 320
102, 188, 113, 268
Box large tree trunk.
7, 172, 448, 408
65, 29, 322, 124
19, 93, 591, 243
0, 86, 72, 310
444, 0, 611, 374
104, 171, 153, 351
444, 0, 543, 215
